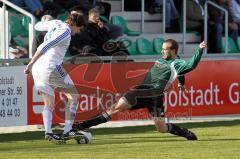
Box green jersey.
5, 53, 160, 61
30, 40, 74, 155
143, 48, 203, 91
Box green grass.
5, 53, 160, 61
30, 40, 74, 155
1, 120, 240, 159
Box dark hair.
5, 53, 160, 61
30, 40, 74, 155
69, 5, 86, 14
65, 13, 87, 27
164, 39, 178, 53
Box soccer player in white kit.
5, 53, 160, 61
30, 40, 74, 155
24, 13, 86, 144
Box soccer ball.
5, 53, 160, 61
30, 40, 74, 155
76, 130, 92, 144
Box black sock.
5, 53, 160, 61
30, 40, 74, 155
167, 123, 189, 138
77, 112, 111, 129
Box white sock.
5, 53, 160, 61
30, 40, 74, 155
42, 106, 53, 134
63, 105, 77, 134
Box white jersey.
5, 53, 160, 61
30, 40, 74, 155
32, 20, 74, 96
35, 20, 71, 68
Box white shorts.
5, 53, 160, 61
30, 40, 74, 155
32, 64, 76, 97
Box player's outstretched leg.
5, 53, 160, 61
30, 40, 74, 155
167, 123, 198, 140
72, 112, 111, 131
45, 133, 66, 144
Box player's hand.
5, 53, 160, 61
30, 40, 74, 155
24, 63, 33, 74
199, 41, 207, 49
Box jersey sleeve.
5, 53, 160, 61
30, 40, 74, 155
174, 48, 203, 75
34, 21, 52, 31
37, 28, 71, 54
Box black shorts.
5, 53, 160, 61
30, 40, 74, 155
123, 85, 165, 117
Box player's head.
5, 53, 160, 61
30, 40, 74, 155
161, 39, 178, 60
65, 13, 87, 35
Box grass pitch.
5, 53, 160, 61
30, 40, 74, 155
0, 120, 240, 159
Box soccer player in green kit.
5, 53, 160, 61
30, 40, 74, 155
72, 39, 207, 140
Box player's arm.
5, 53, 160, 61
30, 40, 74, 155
176, 41, 207, 75
38, 28, 71, 54
24, 49, 42, 74
34, 21, 51, 32
24, 28, 71, 74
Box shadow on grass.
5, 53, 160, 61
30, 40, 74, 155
176, 119, 240, 129
0, 131, 45, 142
0, 130, 63, 143
90, 119, 240, 135
1, 120, 240, 142
199, 138, 240, 142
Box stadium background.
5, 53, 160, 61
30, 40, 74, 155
0, 0, 240, 129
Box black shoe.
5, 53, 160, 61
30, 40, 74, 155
186, 131, 198, 140
45, 133, 66, 144
72, 122, 85, 131
63, 129, 84, 140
